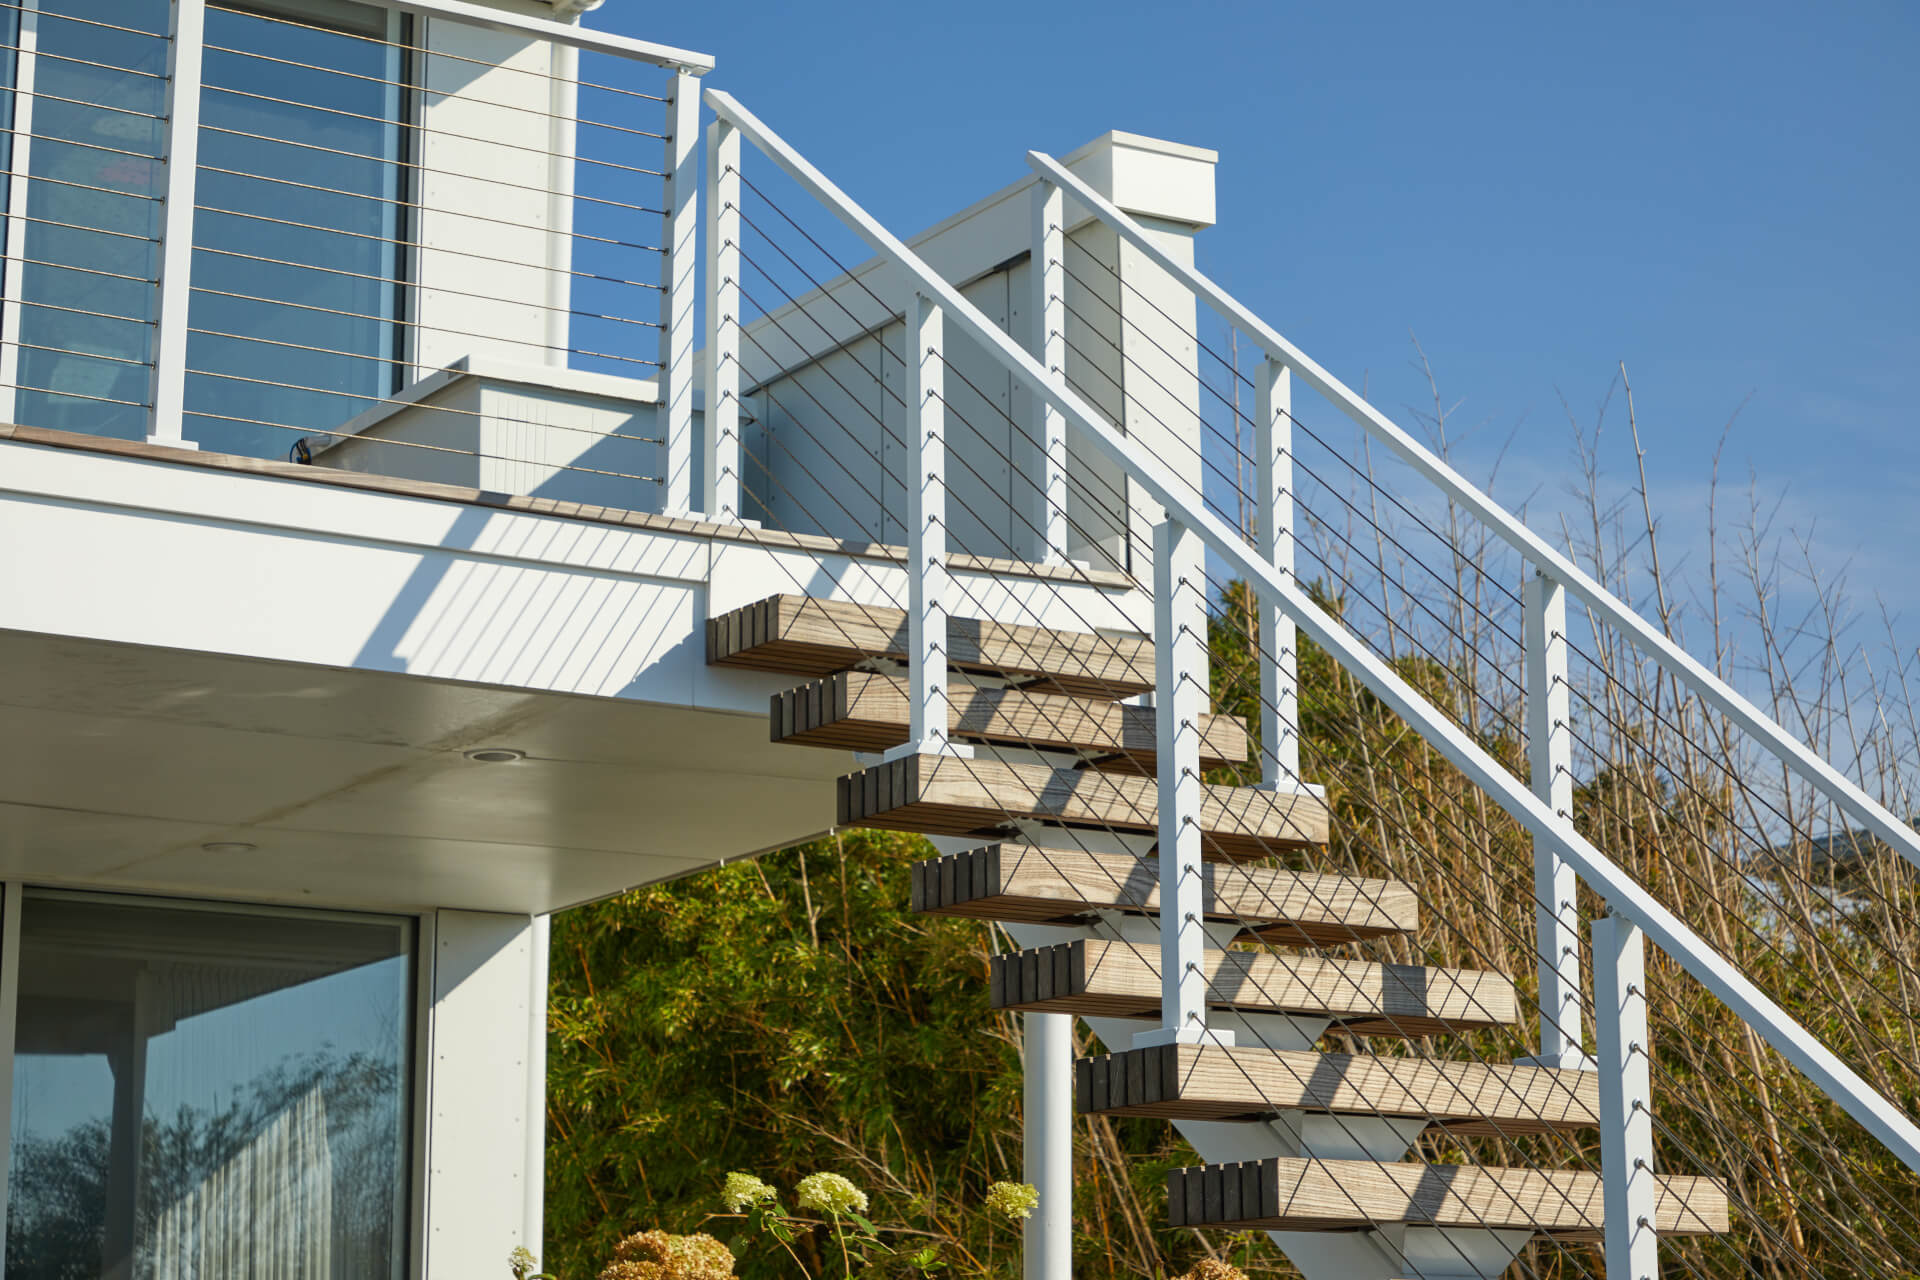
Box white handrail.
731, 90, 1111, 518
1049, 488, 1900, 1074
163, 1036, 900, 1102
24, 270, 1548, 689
380, 0, 714, 70
702, 87, 1920, 1174
1028, 148, 1920, 880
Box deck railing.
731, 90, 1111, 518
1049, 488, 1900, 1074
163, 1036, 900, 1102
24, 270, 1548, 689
700, 84, 1920, 1278
1, 0, 707, 508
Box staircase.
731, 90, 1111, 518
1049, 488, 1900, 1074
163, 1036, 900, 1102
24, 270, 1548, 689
710, 592, 1732, 1264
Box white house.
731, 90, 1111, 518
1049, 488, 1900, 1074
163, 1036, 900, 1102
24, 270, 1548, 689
2, 0, 1907, 1277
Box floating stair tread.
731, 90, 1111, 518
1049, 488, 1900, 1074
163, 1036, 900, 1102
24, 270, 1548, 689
990, 939, 1518, 1036
839, 755, 1327, 863
911, 844, 1416, 945
1166, 1157, 1728, 1237
1078, 1044, 1598, 1132
708, 594, 1152, 697
772, 671, 1247, 772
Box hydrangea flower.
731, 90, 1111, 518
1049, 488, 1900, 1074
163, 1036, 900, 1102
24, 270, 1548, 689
509, 1246, 540, 1280
599, 1230, 735, 1280
794, 1171, 870, 1215
985, 1181, 1040, 1222
721, 1171, 777, 1213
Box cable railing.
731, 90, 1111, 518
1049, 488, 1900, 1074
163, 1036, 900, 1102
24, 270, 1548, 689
691, 85, 1920, 1278
0, 0, 709, 512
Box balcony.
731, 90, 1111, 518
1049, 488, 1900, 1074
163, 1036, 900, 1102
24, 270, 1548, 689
0, 0, 1217, 920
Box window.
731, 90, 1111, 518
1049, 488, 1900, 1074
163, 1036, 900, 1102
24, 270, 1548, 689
4, 891, 414, 1279
0, 0, 410, 452
186, 0, 411, 457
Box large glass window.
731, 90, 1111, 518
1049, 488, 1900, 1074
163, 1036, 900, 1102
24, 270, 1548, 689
5, 892, 414, 1279
186, 0, 409, 458
8, 0, 169, 439
0, 0, 408, 451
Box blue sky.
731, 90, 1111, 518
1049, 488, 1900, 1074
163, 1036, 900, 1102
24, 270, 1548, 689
596, 1, 1917, 621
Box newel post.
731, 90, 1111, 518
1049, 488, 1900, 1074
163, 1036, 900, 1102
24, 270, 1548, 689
658, 68, 699, 514
702, 111, 741, 521
1135, 516, 1229, 1051
147, 0, 208, 449
1522, 568, 1587, 1068
1594, 913, 1658, 1277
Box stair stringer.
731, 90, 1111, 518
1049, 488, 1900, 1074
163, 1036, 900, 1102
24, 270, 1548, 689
998, 911, 1536, 1280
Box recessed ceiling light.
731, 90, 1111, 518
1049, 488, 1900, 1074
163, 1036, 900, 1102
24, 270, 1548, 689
465, 748, 527, 764
202, 841, 256, 854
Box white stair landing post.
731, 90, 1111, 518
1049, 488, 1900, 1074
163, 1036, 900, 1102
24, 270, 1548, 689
1134, 517, 1228, 1049
884, 291, 970, 764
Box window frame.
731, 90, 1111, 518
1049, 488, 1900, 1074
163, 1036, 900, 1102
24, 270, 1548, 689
0, 880, 423, 1280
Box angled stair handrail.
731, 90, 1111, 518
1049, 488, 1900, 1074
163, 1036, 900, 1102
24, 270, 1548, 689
701, 87, 1920, 1176
1029, 148, 1920, 883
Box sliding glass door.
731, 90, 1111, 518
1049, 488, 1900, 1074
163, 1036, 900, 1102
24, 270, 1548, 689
4, 891, 414, 1279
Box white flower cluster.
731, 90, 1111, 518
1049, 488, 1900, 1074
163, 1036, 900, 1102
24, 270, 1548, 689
794, 1172, 869, 1215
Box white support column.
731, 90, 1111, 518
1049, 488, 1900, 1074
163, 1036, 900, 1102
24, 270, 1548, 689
1522, 570, 1587, 1068
884, 292, 968, 763
423, 911, 547, 1280
1593, 914, 1658, 1280
1022, 1010, 1072, 1280
146, 0, 207, 449
1136, 517, 1228, 1048
657, 68, 699, 514
1254, 357, 1298, 790
1028, 179, 1068, 562
702, 115, 741, 521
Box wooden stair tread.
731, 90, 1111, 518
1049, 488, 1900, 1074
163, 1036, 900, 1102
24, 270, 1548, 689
839, 755, 1327, 863
708, 594, 1152, 697
772, 671, 1248, 773
911, 844, 1416, 945
1166, 1157, 1729, 1237
990, 939, 1518, 1036
1078, 1044, 1598, 1133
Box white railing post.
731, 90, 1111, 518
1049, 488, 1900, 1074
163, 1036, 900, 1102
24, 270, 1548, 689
702, 115, 742, 521
146, 0, 207, 449
1594, 913, 1659, 1278
884, 292, 968, 763
1022, 1009, 1072, 1280
1522, 569, 1587, 1068
1136, 517, 1228, 1048
1028, 178, 1068, 562
1254, 357, 1298, 790
658, 68, 699, 514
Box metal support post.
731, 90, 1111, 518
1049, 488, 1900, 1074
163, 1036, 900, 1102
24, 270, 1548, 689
1029, 179, 1068, 562
1135, 517, 1227, 1048
658, 68, 699, 514
1254, 357, 1297, 789
1522, 569, 1587, 1068
147, 0, 207, 449
1594, 913, 1658, 1278
884, 293, 968, 763
1022, 1010, 1072, 1280
702, 115, 741, 521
